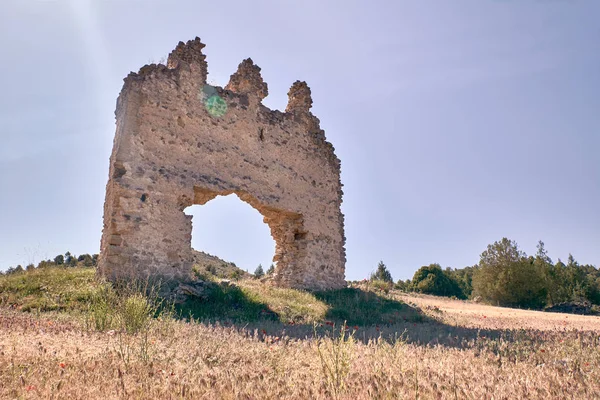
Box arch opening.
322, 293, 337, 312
183, 193, 276, 277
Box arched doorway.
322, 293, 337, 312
184, 193, 276, 276
180, 186, 308, 287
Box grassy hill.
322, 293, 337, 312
0, 266, 421, 326
191, 249, 252, 280
1, 266, 599, 399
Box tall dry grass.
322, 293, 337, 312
2, 291, 599, 399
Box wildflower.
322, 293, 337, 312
59, 362, 66, 369
353, 326, 359, 330
261, 329, 266, 335
540, 349, 545, 353
26, 385, 36, 392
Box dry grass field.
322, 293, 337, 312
1, 267, 599, 399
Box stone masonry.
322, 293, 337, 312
98, 38, 346, 290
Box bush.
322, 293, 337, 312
411, 264, 464, 298
370, 279, 392, 293
394, 279, 411, 292
88, 283, 118, 331
122, 293, 154, 334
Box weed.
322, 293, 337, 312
314, 321, 355, 398
86, 281, 118, 331
121, 293, 153, 334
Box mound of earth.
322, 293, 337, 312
191, 250, 251, 280
544, 301, 599, 316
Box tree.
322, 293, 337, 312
563, 254, 589, 301
535, 241, 552, 265
65, 252, 77, 267
54, 254, 64, 265
371, 261, 393, 283
446, 266, 475, 298
411, 264, 464, 298
266, 264, 275, 275
550, 259, 572, 304
472, 238, 546, 309
479, 238, 524, 268
395, 279, 410, 291
534, 241, 556, 305
78, 254, 94, 267
254, 264, 265, 278
26, 264, 35, 272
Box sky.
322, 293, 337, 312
0, 0, 598, 280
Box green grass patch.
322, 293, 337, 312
0, 267, 98, 312
1, 266, 424, 327
315, 288, 423, 326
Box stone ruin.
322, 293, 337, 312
98, 38, 346, 290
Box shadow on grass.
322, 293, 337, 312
171, 284, 426, 326
169, 284, 567, 350
3, 268, 580, 351
173, 282, 279, 323
313, 288, 426, 326
169, 284, 452, 344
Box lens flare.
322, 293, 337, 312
199, 84, 227, 117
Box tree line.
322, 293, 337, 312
2, 252, 99, 275
371, 238, 600, 310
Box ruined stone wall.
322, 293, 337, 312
98, 38, 346, 290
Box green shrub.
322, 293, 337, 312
411, 264, 464, 298
87, 283, 118, 331
122, 293, 154, 334
370, 279, 393, 293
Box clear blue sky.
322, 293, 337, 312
1, 0, 598, 280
